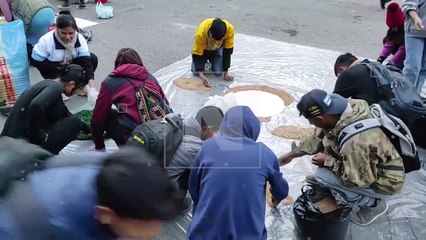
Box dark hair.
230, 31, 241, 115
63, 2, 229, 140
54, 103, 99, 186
334, 53, 358, 77
96, 148, 179, 220
384, 27, 404, 46
114, 48, 144, 69
56, 11, 78, 30
59, 64, 87, 87
209, 18, 227, 41
195, 106, 224, 130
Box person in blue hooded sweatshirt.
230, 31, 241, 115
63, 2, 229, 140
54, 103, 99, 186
188, 106, 289, 240
0, 138, 180, 240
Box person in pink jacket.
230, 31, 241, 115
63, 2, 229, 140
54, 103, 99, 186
377, 2, 406, 69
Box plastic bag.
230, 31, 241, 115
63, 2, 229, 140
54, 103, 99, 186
96, 2, 114, 19
293, 185, 352, 240
87, 87, 99, 108
0, 20, 30, 112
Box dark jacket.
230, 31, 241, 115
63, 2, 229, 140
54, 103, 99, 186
1, 80, 70, 144
188, 106, 289, 240
91, 63, 168, 149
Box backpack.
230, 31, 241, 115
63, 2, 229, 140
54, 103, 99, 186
362, 61, 426, 120
126, 79, 173, 124
126, 113, 183, 167
338, 104, 421, 173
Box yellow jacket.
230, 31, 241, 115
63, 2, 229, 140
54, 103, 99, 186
192, 18, 235, 56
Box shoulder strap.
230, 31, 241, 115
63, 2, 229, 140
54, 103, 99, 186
338, 118, 382, 148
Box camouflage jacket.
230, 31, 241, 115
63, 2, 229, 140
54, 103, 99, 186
292, 99, 404, 195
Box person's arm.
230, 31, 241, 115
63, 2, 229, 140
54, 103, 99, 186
403, 1, 425, 30
268, 156, 289, 203
390, 44, 406, 66
27, 85, 63, 143
378, 40, 394, 63
192, 32, 211, 87
279, 128, 324, 165
31, 37, 62, 73
75, 34, 95, 86
90, 83, 113, 150
222, 23, 235, 80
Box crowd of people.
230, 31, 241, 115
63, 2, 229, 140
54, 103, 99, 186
0, 0, 425, 239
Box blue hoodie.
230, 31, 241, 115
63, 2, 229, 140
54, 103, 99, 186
0, 154, 116, 240
188, 106, 289, 240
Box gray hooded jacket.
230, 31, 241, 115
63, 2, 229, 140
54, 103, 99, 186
403, 0, 426, 38
166, 117, 203, 189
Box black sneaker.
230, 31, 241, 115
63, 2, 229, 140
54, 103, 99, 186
178, 197, 193, 215
58, 0, 71, 9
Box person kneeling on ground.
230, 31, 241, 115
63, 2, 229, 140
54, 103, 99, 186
91, 48, 169, 151
1, 64, 91, 155
191, 18, 235, 87
188, 106, 289, 239
279, 89, 405, 226
166, 106, 224, 215
30, 10, 97, 99
0, 139, 180, 240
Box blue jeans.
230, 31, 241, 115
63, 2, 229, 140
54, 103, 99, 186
26, 8, 55, 46
191, 48, 223, 76
314, 167, 381, 207
403, 36, 426, 93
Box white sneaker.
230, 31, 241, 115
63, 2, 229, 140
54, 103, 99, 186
351, 199, 388, 226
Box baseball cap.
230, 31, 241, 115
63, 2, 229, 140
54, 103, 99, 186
297, 89, 348, 118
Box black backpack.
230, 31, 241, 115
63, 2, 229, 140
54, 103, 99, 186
126, 113, 183, 167
363, 61, 426, 120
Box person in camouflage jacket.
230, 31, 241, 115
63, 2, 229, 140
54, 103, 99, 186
279, 89, 405, 226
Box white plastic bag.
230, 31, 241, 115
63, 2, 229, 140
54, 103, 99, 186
96, 2, 114, 19
87, 87, 99, 108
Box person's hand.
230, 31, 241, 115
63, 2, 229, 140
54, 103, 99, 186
279, 152, 295, 166
81, 123, 91, 134
223, 72, 234, 81
311, 153, 328, 167
270, 196, 279, 208
200, 75, 212, 88
414, 16, 424, 31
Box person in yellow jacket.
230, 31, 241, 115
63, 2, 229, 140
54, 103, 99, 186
191, 18, 235, 87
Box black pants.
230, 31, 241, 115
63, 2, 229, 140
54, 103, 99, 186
39, 116, 82, 155
34, 53, 98, 80
105, 110, 128, 147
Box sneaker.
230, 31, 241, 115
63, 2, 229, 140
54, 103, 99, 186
351, 199, 388, 226
58, 3, 71, 9
178, 197, 193, 215
305, 175, 322, 188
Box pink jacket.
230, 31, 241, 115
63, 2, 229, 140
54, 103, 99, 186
379, 40, 405, 66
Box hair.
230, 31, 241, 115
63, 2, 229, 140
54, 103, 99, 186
96, 148, 179, 220
384, 27, 404, 46
209, 18, 227, 41
114, 48, 144, 69
195, 106, 224, 131
334, 53, 358, 77
56, 11, 78, 30
59, 64, 87, 87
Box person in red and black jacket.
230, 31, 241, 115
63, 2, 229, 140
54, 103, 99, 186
91, 48, 168, 151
